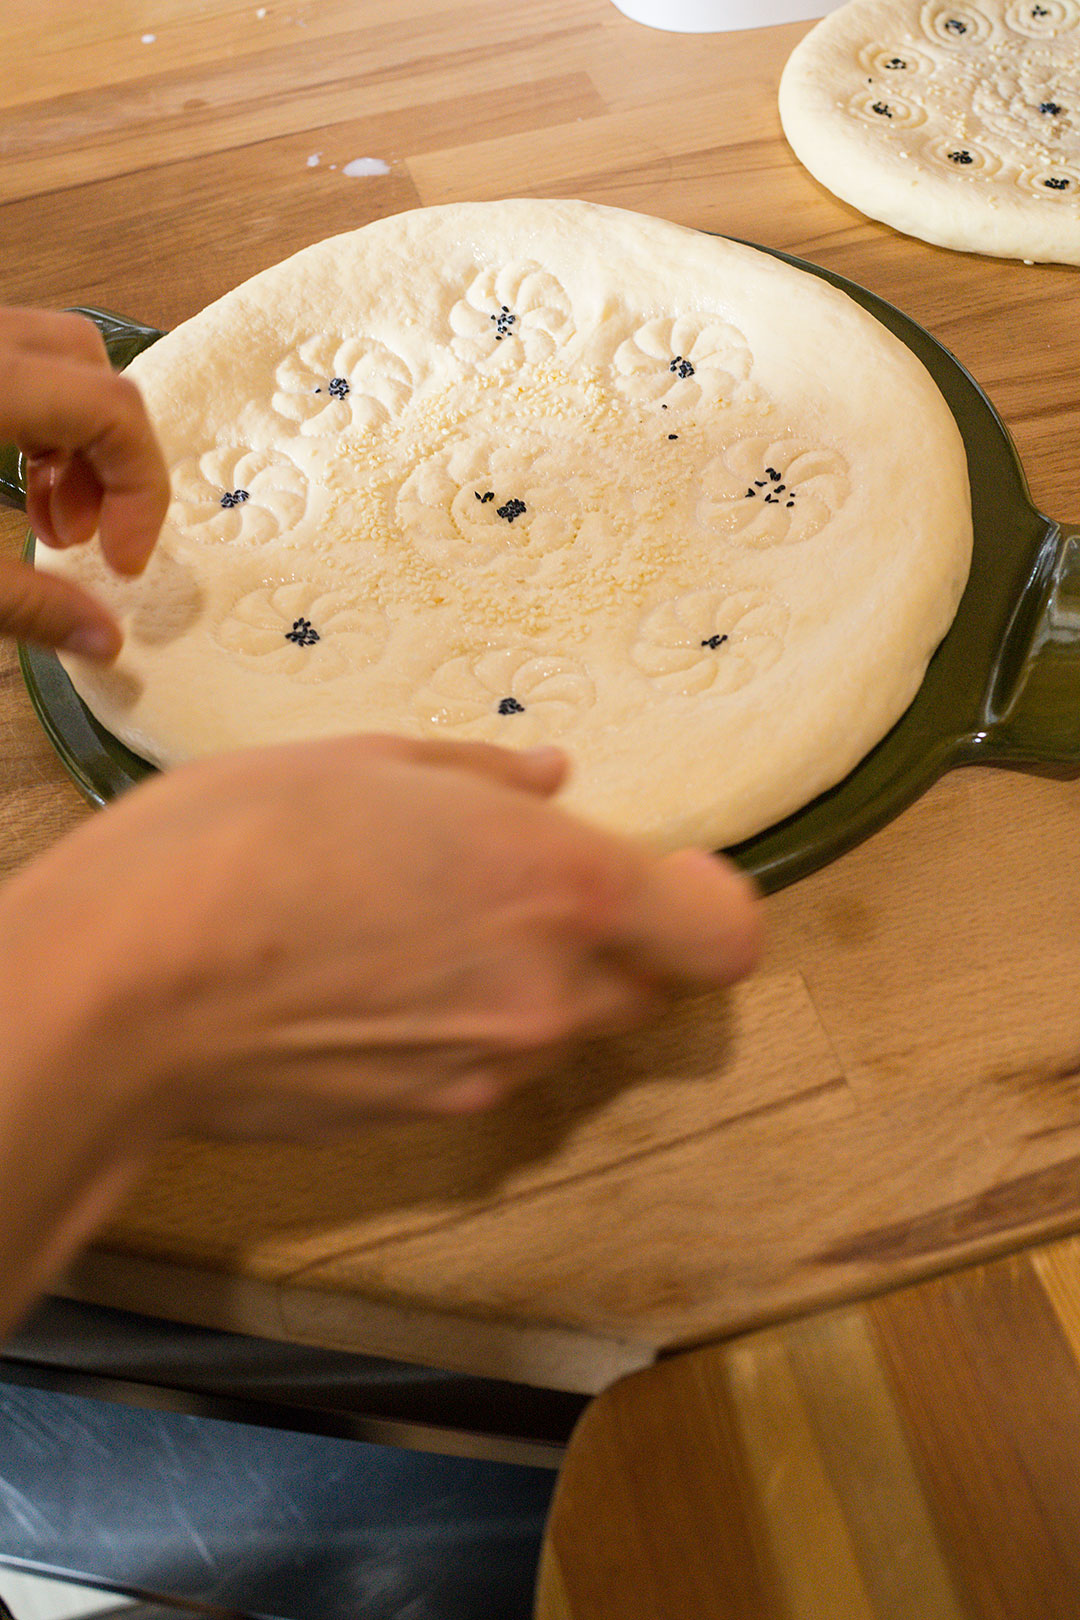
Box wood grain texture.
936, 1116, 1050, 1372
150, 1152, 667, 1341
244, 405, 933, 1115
6, 0, 1080, 1386
869, 1261, 1080, 1620
540, 1342, 776, 1618
539, 1245, 1080, 1618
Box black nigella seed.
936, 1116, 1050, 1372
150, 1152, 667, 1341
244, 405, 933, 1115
328, 376, 350, 398
490, 306, 517, 340
285, 617, 320, 647
668, 433, 678, 440
1033, 3, 1049, 13
949, 149, 974, 163
1040, 102, 1063, 116
668, 356, 695, 378
1045, 176, 1071, 188
220, 488, 250, 508
873, 101, 893, 117
701, 634, 728, 650
475, 490, 495, 502
497, 497, 527, 523
944, 17, 967, 33
885, 57, 907, 68
498, 696, 525, 715
747, 473, 794, 503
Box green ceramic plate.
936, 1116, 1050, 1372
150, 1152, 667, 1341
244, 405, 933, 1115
4, 264, 1080, 894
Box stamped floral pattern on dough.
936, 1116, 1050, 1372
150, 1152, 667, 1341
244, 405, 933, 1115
919, 131, 1004, 172
1016, 155, 1080, 188
852, 88, 929, 128
698, 438, 850, 548
211, 581, 388, 679
170, 448, 309, 546
970, 67, 1078, 148
395, 435, 597, 570
920, 3, 997, 45
1004, 0, 1080, 37
858, 40, 938, 76
610, 315, 754, 409
272, 335, 416, 435
415, 648, 595, 742
854, 7, 1080, 177
449, 262, 574, 367
629, 589, 787, 698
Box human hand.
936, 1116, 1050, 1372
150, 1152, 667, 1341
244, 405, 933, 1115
17, 733, 761, 1130
0, 732, 762, 1328
0, 306, 170, 658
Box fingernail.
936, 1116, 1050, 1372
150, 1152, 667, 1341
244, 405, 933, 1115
524, 746, 567, 768
110, 547, 149, 577
62, 624, 119, 660
27, 451, 65, 486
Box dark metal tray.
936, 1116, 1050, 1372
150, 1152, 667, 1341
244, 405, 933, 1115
3, 257, 1078, 894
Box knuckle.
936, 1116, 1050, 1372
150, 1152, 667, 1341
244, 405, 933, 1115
548, 841, 640, 945
56, 310, 107, 359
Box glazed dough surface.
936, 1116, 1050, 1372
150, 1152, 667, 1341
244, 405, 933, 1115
780, 0, 1080, 262
39, 200, 973, 850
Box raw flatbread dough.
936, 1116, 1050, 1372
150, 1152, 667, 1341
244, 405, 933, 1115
780, 0, 1080, 263
39, 200, 972, 850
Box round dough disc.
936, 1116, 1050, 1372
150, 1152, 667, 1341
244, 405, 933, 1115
779, 0, 1080, 263
39, 200, 972, 851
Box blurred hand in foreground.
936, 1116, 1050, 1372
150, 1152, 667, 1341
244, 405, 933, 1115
0, 734, 761, 1328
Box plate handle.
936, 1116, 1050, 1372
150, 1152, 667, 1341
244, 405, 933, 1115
0, 308, 165, 512
974, 518, 1080, 773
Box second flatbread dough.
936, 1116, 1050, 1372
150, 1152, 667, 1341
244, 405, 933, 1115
780, 0, 1080, 263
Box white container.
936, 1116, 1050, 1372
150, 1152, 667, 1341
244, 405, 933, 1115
609, 0, 839, 31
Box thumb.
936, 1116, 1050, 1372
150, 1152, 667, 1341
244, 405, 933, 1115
615, 847, 764, 993
0, 557, 121, 659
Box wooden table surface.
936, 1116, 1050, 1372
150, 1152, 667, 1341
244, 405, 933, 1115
5, 0, 1080, 1411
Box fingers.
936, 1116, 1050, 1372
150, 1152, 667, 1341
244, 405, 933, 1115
352, 733, 570, 798
0, 307, 110, 369
24, 453, 68, 548
0, 347, 169, 576
47, 451, 105, 547
0, 557, 121, 659
614, 847, 764, 993
25, 451, 102, 550
2, 308, 157, 568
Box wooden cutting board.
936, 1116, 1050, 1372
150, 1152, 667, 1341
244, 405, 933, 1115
538, 1233, 1080, 1618
5, 0, 1080, 1392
